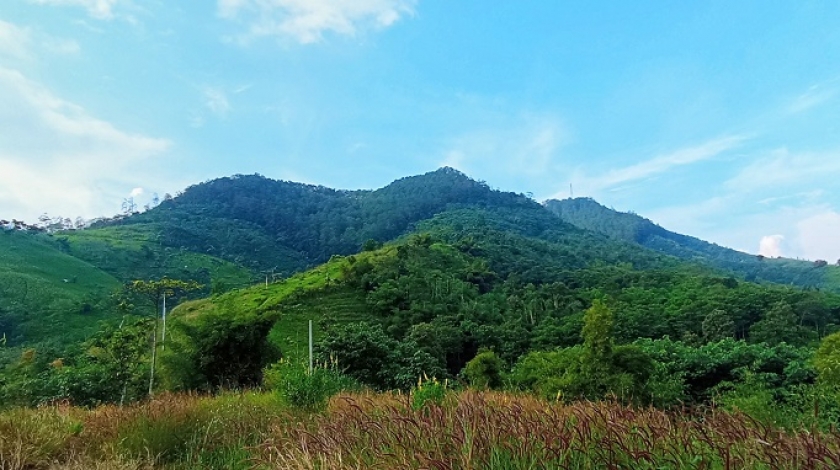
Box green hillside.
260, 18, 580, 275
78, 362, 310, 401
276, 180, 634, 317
55, 224, 254, 292
0, 230, 120, 346
545, 197, 840, 291
163, 214, 840, 392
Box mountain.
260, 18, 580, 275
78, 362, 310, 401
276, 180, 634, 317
5, 168, 840, 408
165, 212, 840, 391
90, 168, 593, 276
3, 168, 838, 355
545, 197, 840, 292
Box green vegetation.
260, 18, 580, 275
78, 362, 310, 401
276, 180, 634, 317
0, 230, 120, 347
58, 224, 253, 292
4, 169, 840, 467
546, 197, 840, 291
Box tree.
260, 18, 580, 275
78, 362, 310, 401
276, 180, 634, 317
316, 322, 445, 390
169, 309, 278, 390
581, 299, 614, 369
463, 350, 504, 389
702, 309, 735, 343
69, 317, 152, 406
122, 197, 137, 215
125, 278, 202, 396
750, 301, 808, 346
814, 331, 840, 387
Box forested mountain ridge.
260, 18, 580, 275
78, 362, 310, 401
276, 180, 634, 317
545, 197, 840, 291
4, 168, 838, 355
95, 168, 582, 276
162, 222, 840, 396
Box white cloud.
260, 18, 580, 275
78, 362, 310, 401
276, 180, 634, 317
795, 211, 840, 262
0, 20, 32, 60
129, 187, 144, 198
553, 135, 746, 199
218, 0, 416, 44
759, 235, 785, 258
42, 37, 81, 55
29, 0, 120, 20
0, 67, 170, 221
788, 79, 839, 114
1, 19, 81, 62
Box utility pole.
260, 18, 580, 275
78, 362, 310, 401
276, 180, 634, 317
149, 315, 157, 397
308, 320, 313, 375
570, 183, 574, 199
261, 266, 277, 287
161, 294, 167, 350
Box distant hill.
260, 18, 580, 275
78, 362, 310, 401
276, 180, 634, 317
544, 197, 840, 291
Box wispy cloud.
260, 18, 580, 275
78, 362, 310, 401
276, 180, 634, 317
29, 0, 121, 20
0, 67, 171, 221
1, 19, 80, 62
203, 86, 231, 117
724, 148, 840, 193
218, 0, 416, 44
554, 135, 747, 199
787, 78, 840, 114
440, 114, 569, 183
0, 20, 33, 60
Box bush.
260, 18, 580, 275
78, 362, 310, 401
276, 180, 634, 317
411, 376, 449, 410
463, 350, 503, 389
264, 360, 359, 411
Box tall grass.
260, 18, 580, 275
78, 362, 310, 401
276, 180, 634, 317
1, 390, 839, 469
258, 391, 840, 470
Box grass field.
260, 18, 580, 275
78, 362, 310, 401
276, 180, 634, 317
2, 390, 838, 469
0, 225, 253, 348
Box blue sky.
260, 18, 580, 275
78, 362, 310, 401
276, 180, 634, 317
2, 1, 840, 261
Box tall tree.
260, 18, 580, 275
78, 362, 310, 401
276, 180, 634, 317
125, 278, 201, 396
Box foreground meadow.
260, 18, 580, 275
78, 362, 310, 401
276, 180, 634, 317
1, 390, 839, 470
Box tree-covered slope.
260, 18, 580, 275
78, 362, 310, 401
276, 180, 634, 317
166, 223, 840, 392
545, 197, 840, 291
99, 168, 555, 275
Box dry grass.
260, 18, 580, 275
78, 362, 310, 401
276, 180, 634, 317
2, 390, 839, 469
257, 391, 840, 470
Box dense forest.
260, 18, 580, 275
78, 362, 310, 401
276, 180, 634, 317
3, 169, 840, 466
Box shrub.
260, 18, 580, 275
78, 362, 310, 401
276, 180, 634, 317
264, 360, 359, 411
463, 350, 503, 389
411, 376, 449, 410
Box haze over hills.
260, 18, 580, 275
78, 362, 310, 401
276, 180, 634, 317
545, 197, 840, 291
